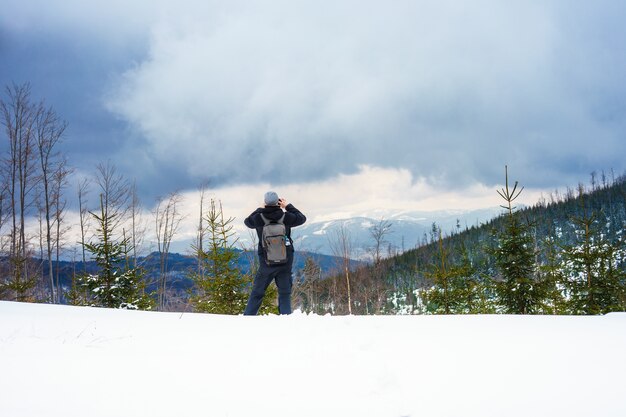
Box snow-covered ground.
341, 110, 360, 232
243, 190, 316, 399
1, 301, 624, 417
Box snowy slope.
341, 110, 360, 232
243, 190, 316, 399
1, 301, 625, 417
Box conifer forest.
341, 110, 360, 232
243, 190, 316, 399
298, 171, 626, 315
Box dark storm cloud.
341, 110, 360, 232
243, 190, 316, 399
0, 25, 140, 149
2, 0, 626, 196
0, 4, 153, 198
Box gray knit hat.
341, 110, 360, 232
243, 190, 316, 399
264, 191, 279, 206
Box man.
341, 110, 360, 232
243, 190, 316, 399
243, 191, 306, 315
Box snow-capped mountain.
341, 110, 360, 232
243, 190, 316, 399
292, 207, 503, 259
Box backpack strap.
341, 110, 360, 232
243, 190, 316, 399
260, 213, 285, 225
277, 213, 290, 243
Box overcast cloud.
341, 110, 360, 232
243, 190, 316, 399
2, 0, 626, 196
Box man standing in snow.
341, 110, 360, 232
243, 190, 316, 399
243, 191, 306, 315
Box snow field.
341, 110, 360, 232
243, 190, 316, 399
1, 301, 625, 417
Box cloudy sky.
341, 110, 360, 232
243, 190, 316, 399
2, 0, 626, 227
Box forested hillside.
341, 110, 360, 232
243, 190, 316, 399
293, 172, 626, 315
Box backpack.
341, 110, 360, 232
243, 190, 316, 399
260, 213, 289, 265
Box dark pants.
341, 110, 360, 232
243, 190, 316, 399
244, 254, 293, 315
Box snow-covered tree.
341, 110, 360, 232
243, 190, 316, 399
562, 190, 626, 314
538, 231, 568, 314
78, 194, 153, 310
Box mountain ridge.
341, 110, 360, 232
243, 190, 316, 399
292, 207, 502, 259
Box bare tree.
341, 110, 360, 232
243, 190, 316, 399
196, 182, 210, 278
154, 191, 183, 310
369, 218, 393, 265
77, 178, 90, 268
94, 161, 130, 234
0, 172, 10, 300
0, 174, 9, 251
35, 202, 45, 299
51, 158, 71, 300
1, 83, 39, 300
329, 224, 354, 314
129, 181, 147, 268
34, 102, 67, 303
296, 256, 322, 313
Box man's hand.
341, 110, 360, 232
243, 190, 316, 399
278, 198, 288, 209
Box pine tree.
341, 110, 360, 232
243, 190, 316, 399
422, 231, 459, 314
190, 199, 249, 314
492, 167, 548, 314
421, 232, 489, 314
455, 242, 495, 314
65, 276, 86, 306
65, 259, 88, 306
79, 194, 153, 309
538, 227, 568, 314
562, 189, 626, 314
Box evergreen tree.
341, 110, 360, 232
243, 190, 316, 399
455, 242, 495, 314
1, 257, 38, 302
422, 231, 460, 314
190, 199, 249, 314
492, 167, 548, 314
79, 194, 153, 309
65, 267, 88, 306
562, 190, 626, 314
538, 228, 568, 314
65, 282, 85, 306
422, 232, 490, 314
